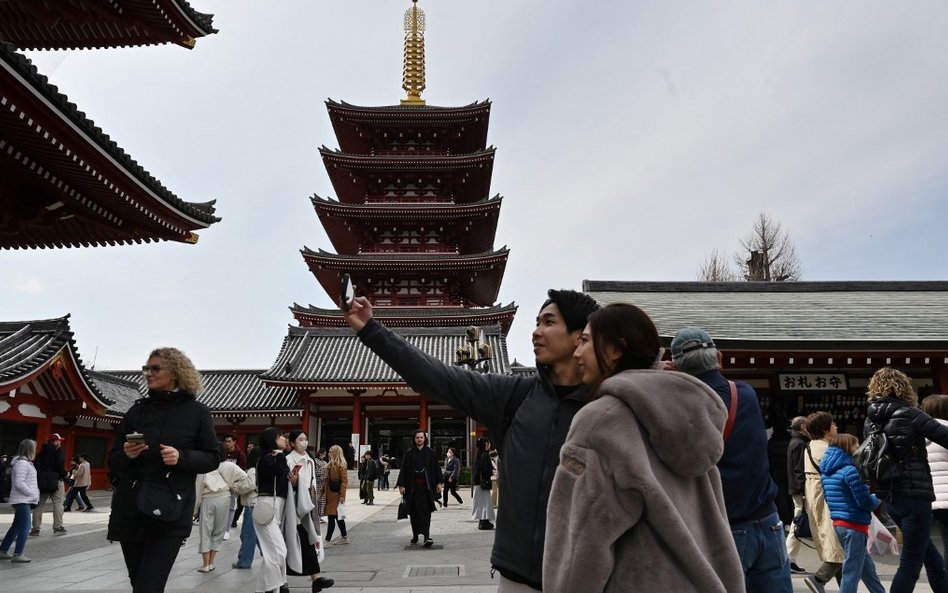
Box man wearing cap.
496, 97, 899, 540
31, 433, 68, 535
671, 327, 792, 593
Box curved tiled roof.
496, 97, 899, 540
1, 42, 220, 226
103, 369, 301, 413
583, 281, 948, 348
261, 325, 511, 386
326, 99, 490, 114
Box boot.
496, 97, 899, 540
478, 519, 494, 530
312, 576, 335, 592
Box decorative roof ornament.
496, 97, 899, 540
401, 0, 426, 106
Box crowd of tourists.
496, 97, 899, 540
3, 289, 948, 593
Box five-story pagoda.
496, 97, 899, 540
263, 0, 516, 459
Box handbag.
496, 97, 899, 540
792, 509, 812, 539
253, 473, 278, 526
135, 473, 186, 522
328, 467, 342, 493
397, 497, 409, 521
337, 502, 347, 521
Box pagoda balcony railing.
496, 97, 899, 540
369, 148, 453, 157
359, 246, 459, 254
365, 196, 455, 204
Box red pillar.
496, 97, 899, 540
349, 389, 365, 441
933, 361, 948, 394
419, 398, 428, 432
301, 394, 311, 437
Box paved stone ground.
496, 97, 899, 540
0, 478, 938, 592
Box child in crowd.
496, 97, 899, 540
818, 433, 886, 593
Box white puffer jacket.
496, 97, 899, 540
8, 457, 40, 506
928, 418, 948, 510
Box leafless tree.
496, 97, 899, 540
696, 212, 802, 282
696, 249, 738, 281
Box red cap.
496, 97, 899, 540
48, 433, 65, 442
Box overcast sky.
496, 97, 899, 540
5, 0, 948, 371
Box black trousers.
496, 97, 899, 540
121, 532, 184, 593
442, 478, 463, 506
409, 487, 433, 538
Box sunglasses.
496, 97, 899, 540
141, 364, 163, 374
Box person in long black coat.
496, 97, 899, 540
397, 430, 442, 547
107, 348, 219, 593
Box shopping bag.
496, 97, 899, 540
337, 502, 347, 522
314, 533, 325, 563
397, 497, 409, 521
867, 514, 899, 556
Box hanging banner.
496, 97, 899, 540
778, 373, 848, 391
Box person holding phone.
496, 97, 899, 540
107, 348, 219, 593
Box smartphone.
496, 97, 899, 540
339, 273, 355, 311
291, 463, 303, 476
126, 432, 145, 444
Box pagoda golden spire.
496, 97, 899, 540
401, 0, 426, 106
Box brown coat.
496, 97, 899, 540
324, 464, 348, 516
804, 439, 845, 563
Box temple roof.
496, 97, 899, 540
325, 99, 491, 154
0, 42, 220, 248
261, 325, 511, 387
0, 0, 216, 50
320, 147, 495, 205
104, 370, 302, 415
291, 302, 518, 335
301, 247, 509, 307
312, 195, 501, 255
583, 280, 948, 351
0, 316, 114, 414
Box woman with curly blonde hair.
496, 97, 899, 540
324, 445, 349, 546
107, 347, 219, 593
865, 367, 948, 593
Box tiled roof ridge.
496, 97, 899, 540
311, 194, 501, 209
585, 280, 948, 293
284, 324, 503, 337
319, 146, 495, 161
168, 0, 217, 34
0, 42, 219, 224
326, 99, 490, 112
301, 246, 509, 260
291, 303, 517, 315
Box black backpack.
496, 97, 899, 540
1, 460, 17, 500
853, 427, 900, 483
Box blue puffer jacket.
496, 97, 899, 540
820, 445, 880, 525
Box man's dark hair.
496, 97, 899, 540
222, 433, 237, 442
806, 411, 834, 438
540, 289, 600, 333
79, 453, 88, 461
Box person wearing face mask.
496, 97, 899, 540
285, 430, 333, 593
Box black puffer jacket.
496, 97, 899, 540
865, 395, 948, 501
107, 389, 219, 541
360, 320, 589, 590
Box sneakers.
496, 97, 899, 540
804, 576, 826, 593
232, 562, 251, 569
423, 537, 434, 548
223, 530, 231, 541
790, 562, 807, 574
458, 503, 464, 509
197, 564, 215, 573
0, 551, 11, 560
311, 577, 335, 592
84, 507, 95, 512
409, 536, 418, 545
478, 520, 495, 530
29, 529, 39, 536
334, 536, 350, 545
11, 555, 31, 563
53, 526, 67, 535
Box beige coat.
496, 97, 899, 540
804, 439, 845, 563
73, 460, 91, 488
543, 370, 746, 593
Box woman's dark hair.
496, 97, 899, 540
922, 394, 948, 421
476, 437, 490, 452
447, 447, 456, 455
806, 411, 834, 438
288, 429, 305, 444
260, 426, 283, 452
247, 446, 262, 468
587, 303, 659, 396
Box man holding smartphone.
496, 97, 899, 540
344, 289, 599, 592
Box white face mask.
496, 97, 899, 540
295, 439, 308, 452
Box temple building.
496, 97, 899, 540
0, 0, 220, 249
259, 0, 517, 462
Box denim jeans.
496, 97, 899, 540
235, 505, 259, 567
0, 503, 32, 555
884, 496, 948, 593
834, 526, 885, 593
729, 511, 794, 593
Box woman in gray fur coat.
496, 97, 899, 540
543, 304, 745, 593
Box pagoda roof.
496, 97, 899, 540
325, 99, 491, 154
583, 280, 948, 351
300, 247, 509, 307
0, 0, 216, 50
261, 325, 512, 388
290, 302, 518, 335
104, 369, 302, 416
311, 194, 501, 255
320, 147, 495, 205
0, 315, 116, 416
0, 42, 220, 248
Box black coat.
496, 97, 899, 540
396, 445, 441, 498
475, 451, 493, 489
360, 319, 590, 589
866, 395, 948, 501
787, 430, 809, 496
34, 443, 66, 491
107, 389, 219, 541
